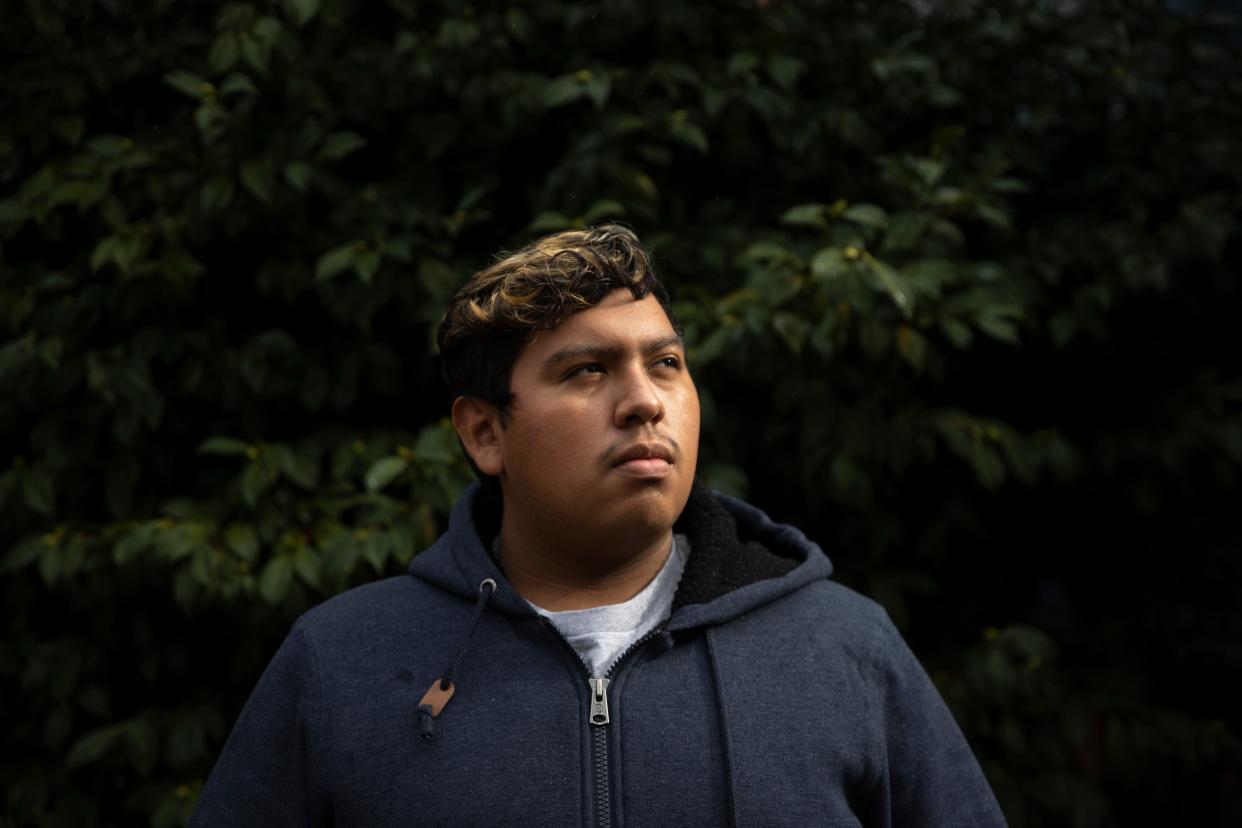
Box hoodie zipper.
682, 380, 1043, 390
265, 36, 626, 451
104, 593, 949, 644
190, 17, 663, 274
543, 622, 665, 828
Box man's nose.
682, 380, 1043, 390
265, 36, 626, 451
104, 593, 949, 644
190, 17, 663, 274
614, 368, 664, 427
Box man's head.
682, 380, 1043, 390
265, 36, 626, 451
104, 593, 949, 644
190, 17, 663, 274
437, 225, 681, 415
439, 225, 700, 560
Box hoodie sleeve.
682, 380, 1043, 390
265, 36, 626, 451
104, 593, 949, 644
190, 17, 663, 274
863, 611, 1008, 828
190, 625, 332, 827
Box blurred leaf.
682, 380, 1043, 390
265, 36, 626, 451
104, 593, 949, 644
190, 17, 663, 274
700, 463, 749, 498
669, 120, 709, 154
197, 437, 251, 456
365, 457, 408, 492
315, 244, 356, 282
113, 524, 155, 565
258, 556, 294, 604
200, 175, 235, 212
22, 470, 55, 515
781, 204, 830, 230
163, 71, 209, 100
284, 161, 312, 192
283, 0, 321, 27
239, 160, 273, 205
767, 54, 804, 90
319, 132, 367, 161
292, 547, 322, 590
224, 524, 259, 562
940, 318, 974, 349
208, 33, 239, 74
86, 135, 133, 156
896, 325, 927, 372
125, 720, 159, 777
239, 463, 273, 507
529, 211, 572, 232
977, 310, 1022, 345
582, 199, 626, 224
865, 255, 914, 319
413, 426, 458, 467
66, 723, 125, 770
277, 448, 318, 489
772, 311, 807, 355
543, 72, 593, 108
843, 204, 888, 230
4, 536, 46, 573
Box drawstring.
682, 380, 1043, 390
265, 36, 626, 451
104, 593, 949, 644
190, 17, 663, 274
418, 578, 496, 741
439, 578, 497, 691
706, 627, 740, 828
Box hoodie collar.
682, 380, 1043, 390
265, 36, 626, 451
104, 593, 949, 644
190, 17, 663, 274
407, 482, 833, 629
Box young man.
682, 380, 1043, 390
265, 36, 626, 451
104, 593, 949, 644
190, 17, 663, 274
193, 226, 1007, 826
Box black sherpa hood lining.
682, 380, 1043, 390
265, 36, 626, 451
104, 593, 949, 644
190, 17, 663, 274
469, 481, 801, 611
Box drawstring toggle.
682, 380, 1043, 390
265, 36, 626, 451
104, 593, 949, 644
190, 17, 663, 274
417, 578, 496, 741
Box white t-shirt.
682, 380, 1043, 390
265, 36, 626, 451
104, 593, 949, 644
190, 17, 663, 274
529, 535, 688, 677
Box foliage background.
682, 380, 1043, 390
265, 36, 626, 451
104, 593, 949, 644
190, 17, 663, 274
3, 0, 1240, 825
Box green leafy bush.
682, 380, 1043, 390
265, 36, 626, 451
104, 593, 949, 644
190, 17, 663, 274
2, 1, 1239, 825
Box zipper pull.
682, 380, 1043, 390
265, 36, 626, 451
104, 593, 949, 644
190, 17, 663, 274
588, 677, 610, 725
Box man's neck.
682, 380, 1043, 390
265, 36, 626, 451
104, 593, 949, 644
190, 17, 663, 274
497, 524, 674, 612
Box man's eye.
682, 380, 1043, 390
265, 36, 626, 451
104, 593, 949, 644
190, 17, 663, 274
654, 356, 681, 370
568, 363, 604, 378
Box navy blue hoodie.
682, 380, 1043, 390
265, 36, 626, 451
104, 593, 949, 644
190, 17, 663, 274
192, 483, 1007, 826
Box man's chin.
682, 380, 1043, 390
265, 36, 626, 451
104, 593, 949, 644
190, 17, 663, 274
605, 482, 691, 535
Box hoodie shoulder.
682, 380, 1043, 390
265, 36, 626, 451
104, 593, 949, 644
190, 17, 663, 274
293, 574, 449, 648
780, 578, 899, 662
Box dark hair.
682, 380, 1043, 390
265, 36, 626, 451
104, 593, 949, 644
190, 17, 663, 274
436, 224, 680, 415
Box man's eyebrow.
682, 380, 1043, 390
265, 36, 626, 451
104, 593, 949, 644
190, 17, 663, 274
542, 334, 685, 372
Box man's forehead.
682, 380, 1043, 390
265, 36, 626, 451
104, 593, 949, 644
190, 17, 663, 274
526, 292, 680, 354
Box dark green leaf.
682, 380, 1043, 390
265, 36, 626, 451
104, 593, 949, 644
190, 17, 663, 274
292, 547, 322, 590
582, 199, 626, 224
239, 159, 273, 204
365, 456, 408, 492
283, 0, 321, 26
315, 244, 356, 282
529, 211, 572, 232
542, 74, 587, 108
258, 555, 294, 604
197, 437, 252, 456
843, 204, 888, 230
124, 720, 159, 777
22, 469, 55, 515
320, 132, 367, 161
86, 134, 133, 156
163, 71, 210, 100
772, 311, 807, 355
781, 204, 829, 230
208, 33, 240, 74
413, 425, 458, 467
284, 161, 312, 192
239, 463, 273, 507
224, 523, 259, 562
66, 724, 124, 770
3, 536, 45, 573
865, 256, 914, 319
669, 121, 709, 154
200, 175, 235, 213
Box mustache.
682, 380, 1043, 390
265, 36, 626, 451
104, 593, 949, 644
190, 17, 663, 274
599, 436, 681, 466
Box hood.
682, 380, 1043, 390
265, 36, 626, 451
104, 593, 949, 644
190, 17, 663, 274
407, 481, 834, 630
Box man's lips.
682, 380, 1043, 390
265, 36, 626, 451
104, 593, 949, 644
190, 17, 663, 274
609, 441, 676, 478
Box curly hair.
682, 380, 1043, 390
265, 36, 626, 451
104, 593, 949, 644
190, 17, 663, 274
436, 224, 680, 413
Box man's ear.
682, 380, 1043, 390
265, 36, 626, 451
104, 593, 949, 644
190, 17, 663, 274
451, 396, 504, 476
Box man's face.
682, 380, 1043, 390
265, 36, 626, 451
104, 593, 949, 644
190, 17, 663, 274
489, 289, 700, 556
